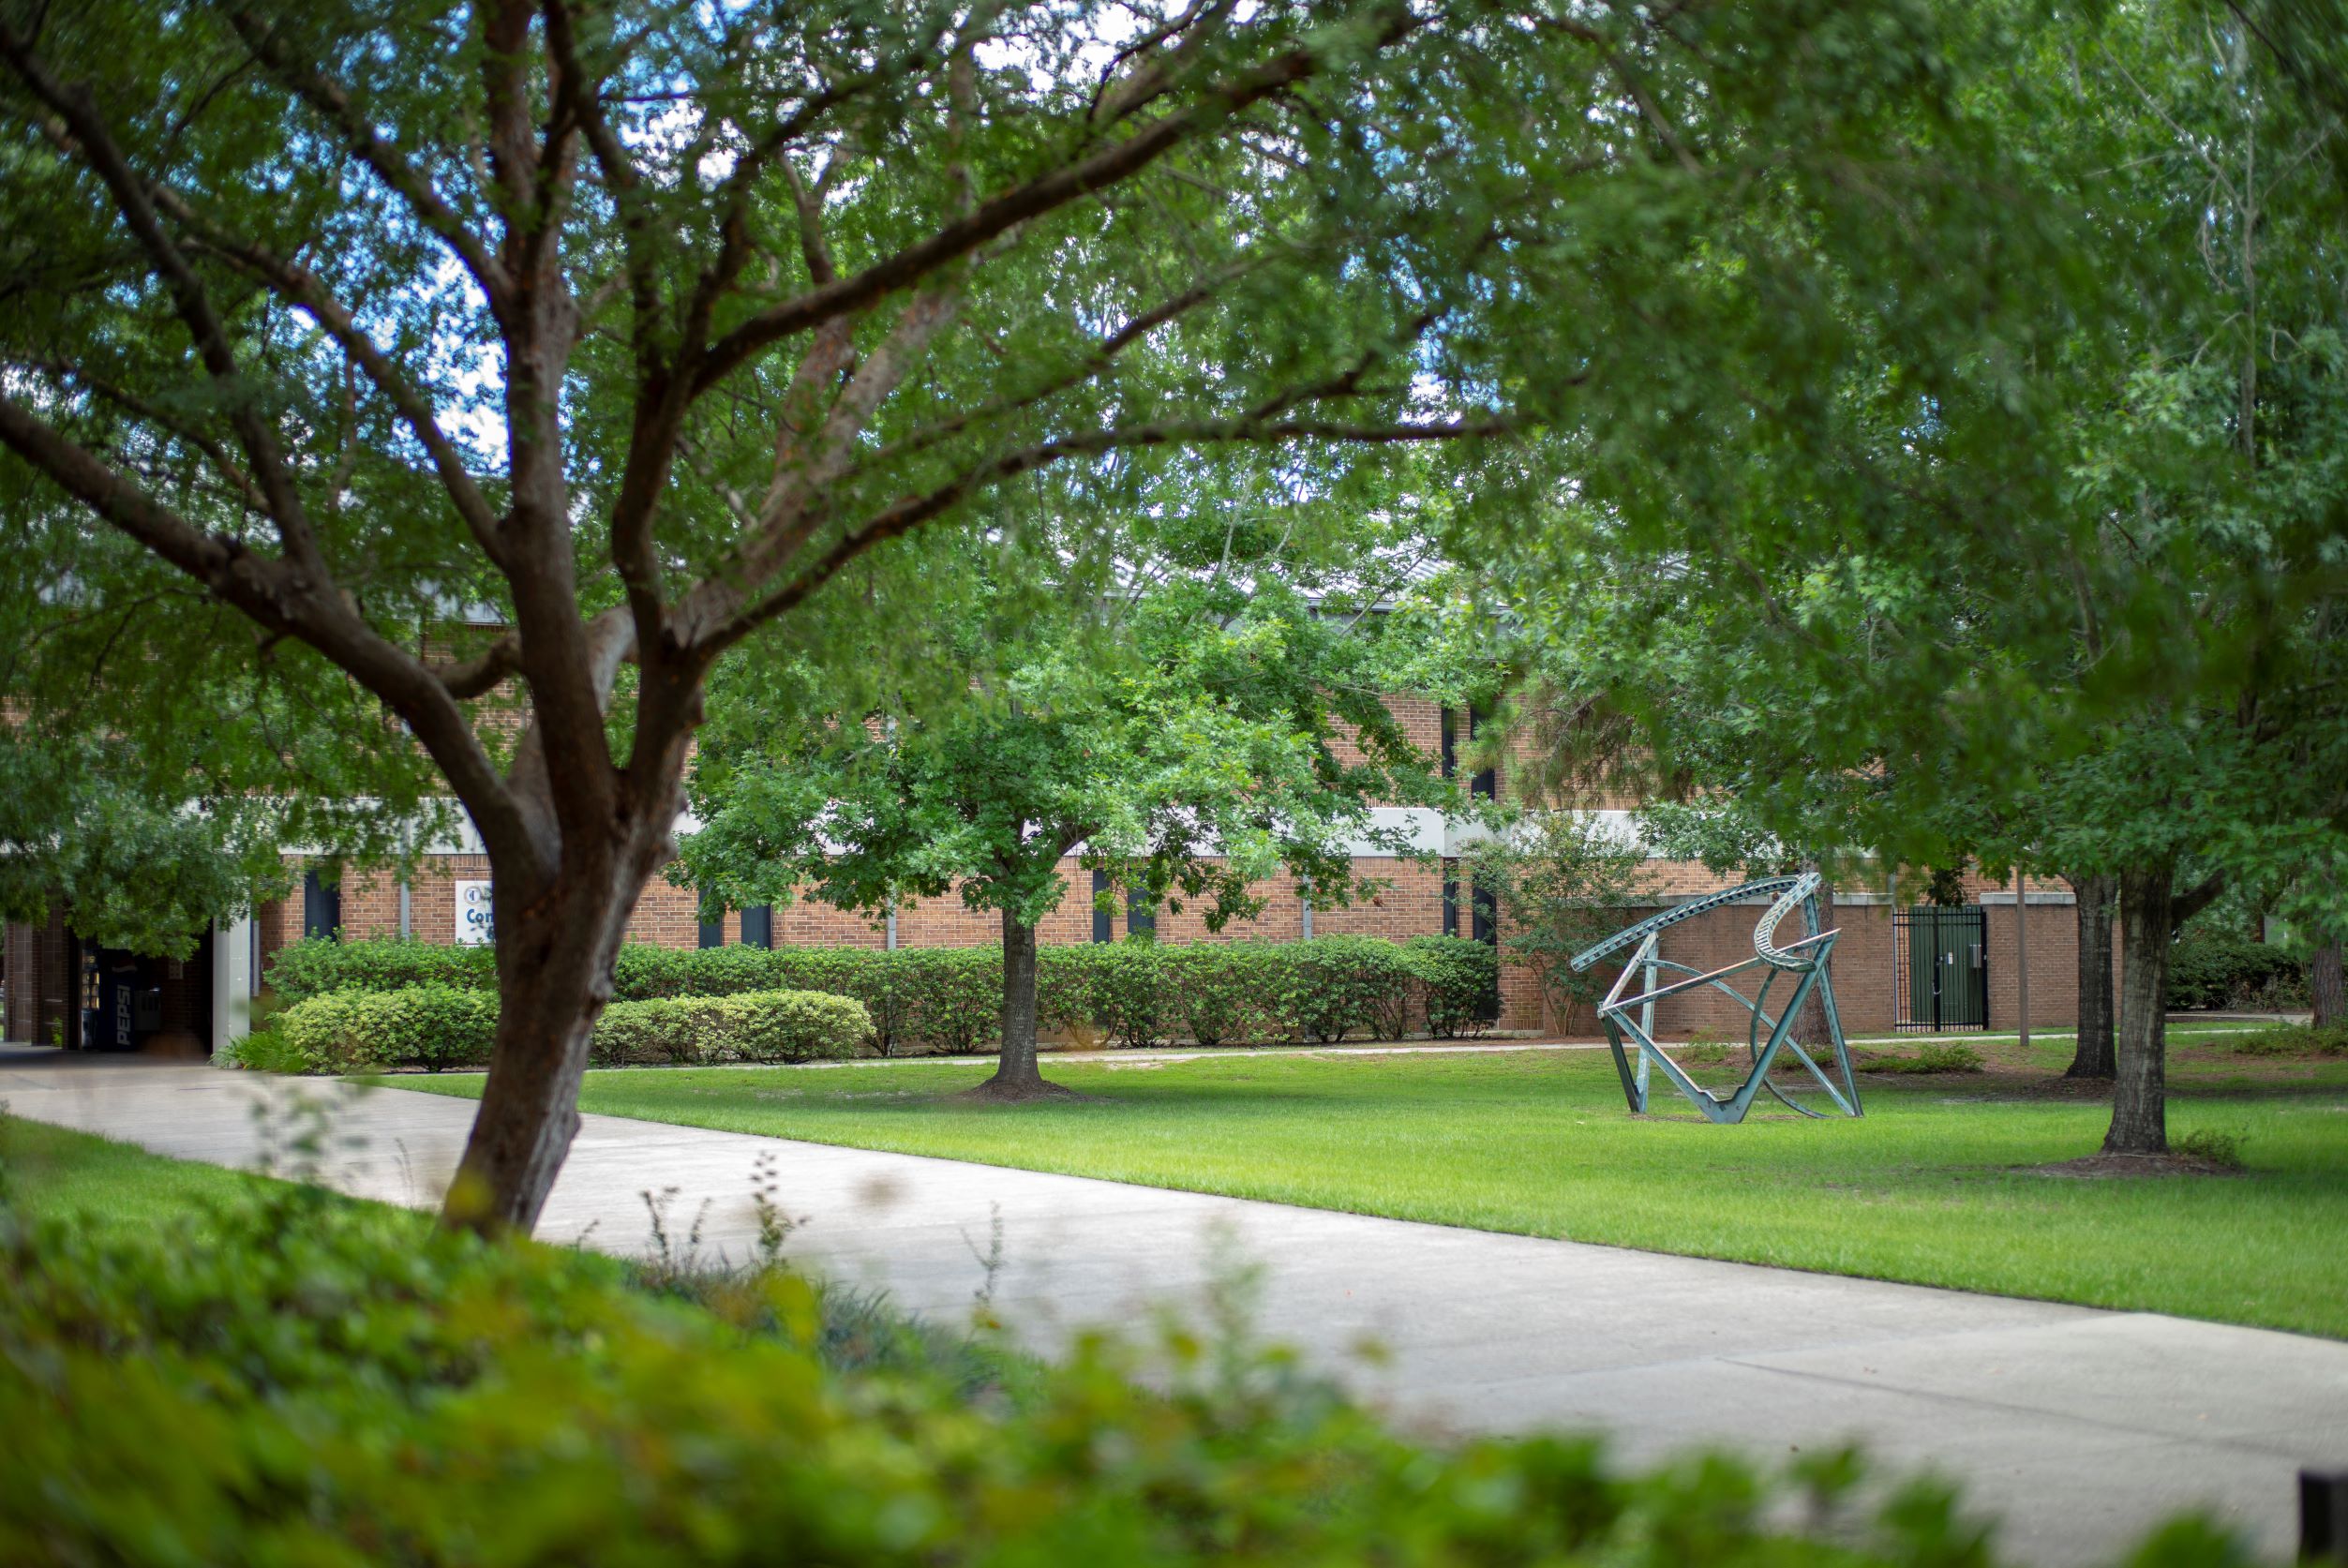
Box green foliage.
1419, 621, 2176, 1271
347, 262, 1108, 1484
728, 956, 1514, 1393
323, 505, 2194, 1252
1043, 943, 1174, 1050
267, 984, 870, 1072
591, 993, 875, 1068
1921, 865, 1972, 909
681, 556, 1462, 951
274, 985, 500, 1073
215, 1026, 307, 1076
262, 935, 1498, 1057
0, 736, 290, 958
2172, 1128, 2248, 1172
2218, 1023, 2348, 1059
2164, 935, 2310, 1012
269, 936, 498, 1003
1448, 0, 2348, 999
1858, 1043, 1985, 1075
0, 1157, 2177, 1568
1401, 936, 1503, 1040
1464, 814, 1655, 1022
1254, 936, 1412, 1046
1156, 945, 1277, 1050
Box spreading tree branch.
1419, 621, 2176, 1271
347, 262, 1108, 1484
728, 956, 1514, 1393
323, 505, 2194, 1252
687, 18, 1414, 396
225, 7, 512, 304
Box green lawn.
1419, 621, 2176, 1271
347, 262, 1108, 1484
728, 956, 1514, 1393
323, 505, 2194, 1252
401, 1031, 2348, 1338
0, 1113, 421, 1239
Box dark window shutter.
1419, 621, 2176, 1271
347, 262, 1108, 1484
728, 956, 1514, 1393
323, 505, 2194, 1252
697, 894, 724, 949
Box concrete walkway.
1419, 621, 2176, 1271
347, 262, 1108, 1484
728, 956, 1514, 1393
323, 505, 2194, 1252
4, 1045, 2341, 1567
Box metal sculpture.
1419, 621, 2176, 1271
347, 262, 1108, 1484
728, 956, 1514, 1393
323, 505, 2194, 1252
1567, 874, 1862, 1122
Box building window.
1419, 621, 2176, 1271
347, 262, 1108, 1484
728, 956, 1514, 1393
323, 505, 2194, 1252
1126, 886, 1156, 940
1467, 703, 1496, 800
302, 871, 341, 943
1091, 869, 1113, 944
740, 905, 773, 949
1442, 863, 1459, 938
697, 892, 724, 949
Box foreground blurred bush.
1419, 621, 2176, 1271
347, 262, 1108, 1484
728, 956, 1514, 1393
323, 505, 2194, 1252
0, 1163, 2239, 1567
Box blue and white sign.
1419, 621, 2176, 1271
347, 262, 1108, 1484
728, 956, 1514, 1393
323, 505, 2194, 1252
456, 880, 494, 946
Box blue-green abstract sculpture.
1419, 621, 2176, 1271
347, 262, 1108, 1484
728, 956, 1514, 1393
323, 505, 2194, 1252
1567, 873, 1862, 1122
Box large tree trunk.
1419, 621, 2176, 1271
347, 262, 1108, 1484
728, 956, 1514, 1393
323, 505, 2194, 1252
2064, 873, 2116, 1079
442, 826, 669, 1234
967, 908, 1069, 1101
2313, 940, 2345, 1028
2104, 863, 2174, 1156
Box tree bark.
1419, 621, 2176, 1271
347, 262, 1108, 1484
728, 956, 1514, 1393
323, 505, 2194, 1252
2104, 863, 2174, 1156
2064, 873, 2116, 1079
441, 814, 675, 1233
967, 908, 1069, 1100
2313, 940, 2345, 1028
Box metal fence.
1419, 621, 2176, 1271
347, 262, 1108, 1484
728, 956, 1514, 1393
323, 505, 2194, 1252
1893, 905, 1988, 1032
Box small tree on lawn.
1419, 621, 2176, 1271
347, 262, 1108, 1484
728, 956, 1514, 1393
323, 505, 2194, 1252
681, 545, 1458, 1098
1460, 811, 1653, 1035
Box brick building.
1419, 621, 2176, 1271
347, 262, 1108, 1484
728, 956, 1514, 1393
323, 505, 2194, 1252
6, 691, 2091, 1053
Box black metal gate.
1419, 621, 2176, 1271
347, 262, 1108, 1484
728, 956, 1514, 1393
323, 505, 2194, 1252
1893, 905, 1989, 1032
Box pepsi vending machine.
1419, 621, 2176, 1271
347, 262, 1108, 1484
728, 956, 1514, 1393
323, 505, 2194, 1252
77, 943, 158, 1051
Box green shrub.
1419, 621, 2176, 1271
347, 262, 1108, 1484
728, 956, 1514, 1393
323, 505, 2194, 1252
275, 984, 500, 1072
727, 991, 876, 1064
892, 948, 1003, 1054
589, 991, 877, 1068
2173, 1127, 2248, 1171
1163, 945, 1278, 1048
272, 990, 364, 1070
1855, 1042, 1984, 1075
1401, 935, 1500, 1038
267, 935, 495, 1002
276, 986, 869, 1072
2165, 934, 2309, 1011
1041, 942, 1174, 1048
3, 1172, 2192, 1568
1254, 936, 1413, 1043
591, 996, 694, 1066
2218, 1022, 2348, 1058
216, 1024, 308, 1075
263, 933, 1504, 1056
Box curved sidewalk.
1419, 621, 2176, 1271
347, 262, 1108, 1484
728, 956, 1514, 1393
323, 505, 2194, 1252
4, 1045, 2341, 1567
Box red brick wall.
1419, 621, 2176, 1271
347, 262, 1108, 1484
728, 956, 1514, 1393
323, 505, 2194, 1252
1539, 893, 2085, 1039
3, 911, 73, 1045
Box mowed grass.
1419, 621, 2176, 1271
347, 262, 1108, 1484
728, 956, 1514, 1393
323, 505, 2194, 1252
400, 1030, 2348, 1337
0, 1113, 414, 1240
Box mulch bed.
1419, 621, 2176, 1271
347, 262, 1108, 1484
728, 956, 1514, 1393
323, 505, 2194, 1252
2027, 1151, 2241, 1179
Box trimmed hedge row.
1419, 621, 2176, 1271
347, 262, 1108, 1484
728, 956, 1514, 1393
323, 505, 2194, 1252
2166, 934, 2310, 1011
268, 983, 873, 1073
264, 933, 1500, 1054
